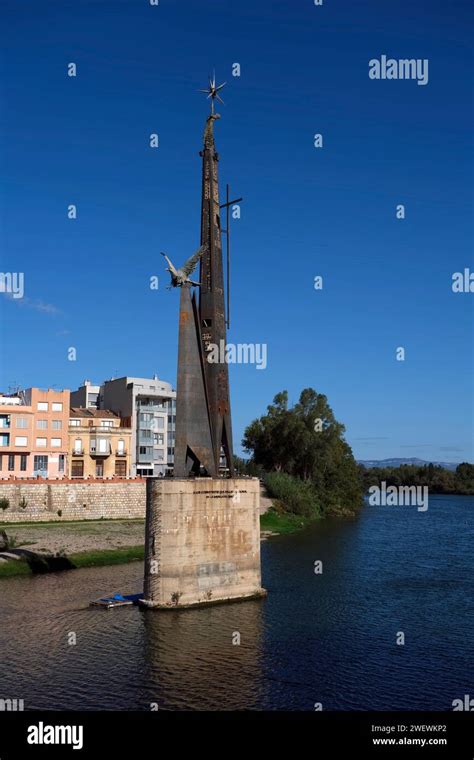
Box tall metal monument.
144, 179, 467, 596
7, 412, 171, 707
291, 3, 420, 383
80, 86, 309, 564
166, 75, 235, 478
142, 76, 264, 611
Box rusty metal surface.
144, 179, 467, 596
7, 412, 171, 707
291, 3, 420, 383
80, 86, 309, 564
172, 111, 234, 478
198, 115, 234, 476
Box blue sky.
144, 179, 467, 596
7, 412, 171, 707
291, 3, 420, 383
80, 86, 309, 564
0, 0, 472, 462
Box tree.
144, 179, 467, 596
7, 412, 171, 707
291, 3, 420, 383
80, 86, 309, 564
243, 388, 364, 516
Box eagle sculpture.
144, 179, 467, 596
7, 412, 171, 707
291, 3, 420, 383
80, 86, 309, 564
161, 245, 207, 288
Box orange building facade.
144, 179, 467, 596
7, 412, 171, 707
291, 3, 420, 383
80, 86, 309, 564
0, 388, 70, 479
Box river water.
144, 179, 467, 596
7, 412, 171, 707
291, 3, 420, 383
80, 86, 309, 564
0, 495, 472, 710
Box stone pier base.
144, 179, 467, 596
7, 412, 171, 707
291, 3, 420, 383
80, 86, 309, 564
140, 477, 266, 609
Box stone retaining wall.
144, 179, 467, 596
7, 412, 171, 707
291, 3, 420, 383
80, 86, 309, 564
0, 480, 146, 522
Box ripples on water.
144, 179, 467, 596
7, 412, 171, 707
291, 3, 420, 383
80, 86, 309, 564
0, 495, 472, 710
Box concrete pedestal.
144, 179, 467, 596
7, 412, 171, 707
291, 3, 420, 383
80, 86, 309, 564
140, 477, 266, 609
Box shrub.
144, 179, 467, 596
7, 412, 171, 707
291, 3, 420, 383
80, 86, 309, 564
19, 497, 28, 510
264, 471, 320, 518
57, 509, 62, 517
0, 497, 10, 511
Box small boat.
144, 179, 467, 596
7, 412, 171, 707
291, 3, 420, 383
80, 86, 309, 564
90, 592, 143, 609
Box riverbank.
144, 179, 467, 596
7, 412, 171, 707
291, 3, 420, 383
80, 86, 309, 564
0, 511, 286, 578
260, 507, 319, 535
0, 545, 145, 578
0, 489, 315, 578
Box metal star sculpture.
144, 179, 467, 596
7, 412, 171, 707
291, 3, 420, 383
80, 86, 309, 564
198, 72, 226, 114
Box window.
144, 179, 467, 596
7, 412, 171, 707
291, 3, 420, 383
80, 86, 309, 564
0, 455, 2, 469
98, 438, 108, 453
156, 417, 164, 430
37, 420, 47, 429
0, 415, 10, 428
51, 402, 63, 412
15, 436, 27, 446
33, 455, 48, 476
153, 449, 164, 462
117, 439, 125, 454
51, 438, 61, 447
37, 402, 48, 411
74, 438, 82, 454
70, 419, 80, 427
58, 454, 65, 473
100, 420, 113, 427
71, 460, 84, 477
36, 437, 47, 447
140, 413, 153, 425
96, 462, 104, 477
16, 417, 28, 428
154, 433, 164, 445
0, 434, 9, 447
8, 454, 15, 471
115, 460, 126, 476
52, 420, 62, 430
20, 454, 27, 472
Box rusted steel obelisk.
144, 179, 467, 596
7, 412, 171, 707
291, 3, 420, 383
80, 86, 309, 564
173, 74, 234, 478
141, 76, 265, 609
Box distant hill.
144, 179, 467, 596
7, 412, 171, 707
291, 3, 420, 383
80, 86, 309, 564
357, 458, 459, 472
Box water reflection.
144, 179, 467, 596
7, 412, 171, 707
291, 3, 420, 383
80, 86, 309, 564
141, 600, 266, 710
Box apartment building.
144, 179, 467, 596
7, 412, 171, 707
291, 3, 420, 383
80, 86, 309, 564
70, 380, 103, 410
0, 388, 70, 478
100, 376, 176, 476
68, 408, 132, 478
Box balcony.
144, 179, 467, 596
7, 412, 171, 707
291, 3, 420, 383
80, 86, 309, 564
137, 403, 160, 412
115, 449, 127, 457
72, 448, 84, 456
137, 451, 153, 464
90, 445, 111, 457
138, 435, 154, 446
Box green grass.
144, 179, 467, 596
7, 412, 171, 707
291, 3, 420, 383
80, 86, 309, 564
0, 544, 145, 578
0, 559, 32, 578
0, 518, 145, 529
70, 545, 144, 568
260, 508, 319, 535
